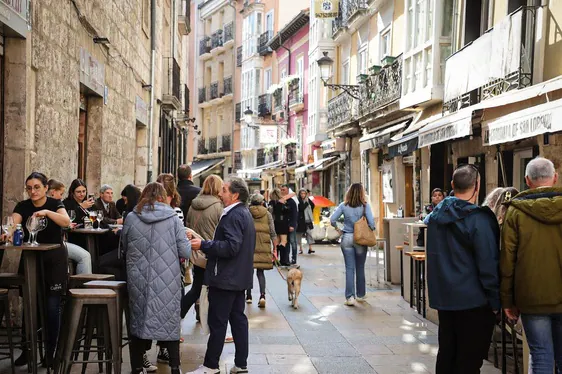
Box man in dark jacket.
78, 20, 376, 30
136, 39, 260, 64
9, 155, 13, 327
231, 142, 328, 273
93, 184, 123, 225
188, 176, 255, 374
425, 164, 500, 374
177, 164, 201, 223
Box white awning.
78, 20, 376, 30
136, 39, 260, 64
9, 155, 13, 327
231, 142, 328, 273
296, 156, 337, 175
418, 109, 473, 148
237, 160, 284, 177
359, 121, 409, 152
191, 158, 225, 177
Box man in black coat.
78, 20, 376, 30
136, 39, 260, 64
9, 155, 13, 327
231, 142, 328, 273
177, 164, 201, 223
188, 176, 255, 374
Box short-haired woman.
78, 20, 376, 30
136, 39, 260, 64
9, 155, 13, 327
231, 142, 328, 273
123, 182, 191, 374
330, 183, 375, 306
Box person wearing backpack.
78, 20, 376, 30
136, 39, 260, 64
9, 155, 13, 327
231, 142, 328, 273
330, 183, 375, 306
425, 164, 500, 374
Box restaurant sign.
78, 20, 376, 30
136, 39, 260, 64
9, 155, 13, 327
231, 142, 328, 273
483, 98, 562, 146
418, 117, 472, 148
135, 96, 148, 127
0, 0, 29, 38
314, 0, 339, 18
80, 48, 105, 97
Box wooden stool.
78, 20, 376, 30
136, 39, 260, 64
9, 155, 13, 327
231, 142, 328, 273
411, 253, 426, 318
69, 273, 115, 289
395, 246, 404, 297
0, 273, 25, 289
0, 289, 15, 374
55, 289, 121, 374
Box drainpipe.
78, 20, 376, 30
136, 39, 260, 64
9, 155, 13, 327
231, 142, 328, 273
147, 0, 157, 183
228, 1, 237, 172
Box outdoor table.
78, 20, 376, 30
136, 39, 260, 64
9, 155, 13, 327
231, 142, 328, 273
70, 228, 109, 272
0, 243, 60, 374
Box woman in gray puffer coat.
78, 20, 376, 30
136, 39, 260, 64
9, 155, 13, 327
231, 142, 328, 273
122, 182, 191, 374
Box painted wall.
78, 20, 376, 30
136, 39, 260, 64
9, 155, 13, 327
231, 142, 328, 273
544, 1, 562, 81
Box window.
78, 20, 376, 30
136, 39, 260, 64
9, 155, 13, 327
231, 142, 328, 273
264, 68, 272, 93
341, 60, 349, 85
242, 11, 263, 59
266, 10, 274, 32
358, 46, 368, 75
296, 118, 303, 158
381, 28, 391, 61
297, 56, 304, 94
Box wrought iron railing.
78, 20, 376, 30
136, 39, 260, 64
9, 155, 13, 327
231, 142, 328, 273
236, 46, 243, 67
345, 0, 368, 22
221, 134, 231, 152
198, 138, 207, 154
259, 30, 273, 55
208, 137, 217, 153
273, 88, 283, 112
210, 82, 219, 100
360, 57, 402, 116
234, 151, 242, 171
257, 148, 266, 166
224, 22, 234, 44
328, 92, 354, 130
266, 146, 279, 163
198, 87, 206, 104
289, 90, 304, 107
184, 84, 190, 112
223, 76, 232, 95
199, 36, 211, 55
285, 143, 297, 164
211, 30, 223, 50
235, 102, 242, 122
258, 94, 272, 117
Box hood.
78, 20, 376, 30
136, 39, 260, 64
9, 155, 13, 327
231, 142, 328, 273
136, 202, 178, 223
191, 194, 222, 211
250, 205, 267, 219
507, 187, 562, 224
427, 196, 479, 225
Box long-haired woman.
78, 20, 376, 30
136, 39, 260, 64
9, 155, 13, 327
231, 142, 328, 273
63, 179, 94, 250
330, 183, 375, 306
483, 187, 519, 225
268, 188, 290, 266
157, 173, 181, 208
123, 182, 190, 374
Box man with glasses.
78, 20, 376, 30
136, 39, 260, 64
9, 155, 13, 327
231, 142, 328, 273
425, 164, 500, 373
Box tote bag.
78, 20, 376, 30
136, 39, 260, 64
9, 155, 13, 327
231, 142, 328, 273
200, 285, 210, 335
354, 205, 377, 247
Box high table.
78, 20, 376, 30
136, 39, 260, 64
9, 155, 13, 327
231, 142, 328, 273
0, 243, 60, 374
70, 228, 109, 272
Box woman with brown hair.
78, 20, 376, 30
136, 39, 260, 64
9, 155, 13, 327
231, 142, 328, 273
157, 173, 182, 208
330, 183, 375, 306
123, 182, 190, 374
268, 188, 290, 266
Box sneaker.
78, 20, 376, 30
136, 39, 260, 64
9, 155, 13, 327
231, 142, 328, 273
246, 294, 252, 304
14, 351, 27, 366
345, 297, 356, 306
133, 368, 148, 374
308, 249, 315, 254
157, 348, 170, 364
258, 294, 266, 308
186, 366, 220, 374
225, 336, 234, 343
356, 296, 367, 302
143, 353, 157, 372
230, 366, 249, 374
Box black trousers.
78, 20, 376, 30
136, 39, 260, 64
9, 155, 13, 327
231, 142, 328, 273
204, 287, 248, 369
129, 336, 180, 371
181, 265, 205, 318
436, 306, 496, 374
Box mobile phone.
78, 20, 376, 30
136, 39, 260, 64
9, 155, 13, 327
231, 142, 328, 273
88, 194, 95, 201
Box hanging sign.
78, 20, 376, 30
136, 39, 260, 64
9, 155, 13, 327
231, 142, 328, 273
314, 0, 339, 19
259, 125, 278, 144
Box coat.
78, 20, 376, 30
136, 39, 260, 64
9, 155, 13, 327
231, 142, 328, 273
297, 197, 314, 233
250, 205, 273, 270
178, 180, 201, 224
501, 187, 562, 314
201, 203, 256, 291
93, 198, 122, 224
122, 202, 191, 341
186, 194, 223, 268
425, 197, 500, 311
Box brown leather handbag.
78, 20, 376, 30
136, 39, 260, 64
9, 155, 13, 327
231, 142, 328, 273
354, 205, 377, 247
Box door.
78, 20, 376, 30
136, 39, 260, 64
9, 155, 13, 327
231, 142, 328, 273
265, 10, 274, 33
405, 165, 414, 217
513, 148, 534, 192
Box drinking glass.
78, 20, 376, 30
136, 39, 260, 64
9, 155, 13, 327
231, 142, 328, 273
68, 210, 76, 223
2, 216, 13, 246
25, 216, 35, 245
32, 217, 47, 246
96, 210, 104, 230
89, 211, 97, 229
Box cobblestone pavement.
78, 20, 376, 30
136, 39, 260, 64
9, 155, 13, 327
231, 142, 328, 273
3, 244, 501, 373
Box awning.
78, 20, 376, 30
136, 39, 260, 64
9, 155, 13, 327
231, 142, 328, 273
387, 131, 419, 158
418, 109, 473, 148
315, 157, 340, 171
296, 156, 338, 177
359, 121, 408, 152
482, 97, 562, 146
237, 160, 284, 178
191, 158, 225, 177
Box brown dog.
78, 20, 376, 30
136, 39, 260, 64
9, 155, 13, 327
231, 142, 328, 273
287, 268, 303, 309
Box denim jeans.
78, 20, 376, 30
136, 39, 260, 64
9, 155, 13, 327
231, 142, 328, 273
289, 230, 298, 263
66, 242, 92, 274
521, 313, 562, 374
340, 233, 367, 299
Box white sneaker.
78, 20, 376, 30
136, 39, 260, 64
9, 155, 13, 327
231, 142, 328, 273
345, 297, 356, 306
186, 366, 220, 374
356, 296, 367, 302
142, 353, 157, 372
230, 366, 249, 374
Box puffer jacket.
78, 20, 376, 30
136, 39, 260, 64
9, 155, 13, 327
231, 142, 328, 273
186, 194, 223, 268
122, 202, 191, 341
250, 205, 274, 270
501, 187, 562, 314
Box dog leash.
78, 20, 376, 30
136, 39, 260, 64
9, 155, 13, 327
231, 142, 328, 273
273, 252, 287, 281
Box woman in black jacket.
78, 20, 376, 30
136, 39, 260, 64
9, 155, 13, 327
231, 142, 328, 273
268, 188, 290, 266
297, 189, 315, 254
64, 179, 94, 250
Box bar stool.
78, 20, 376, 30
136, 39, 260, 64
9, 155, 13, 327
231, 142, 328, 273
0, 288, 15, 374
411, 253, 426, 318
55, 289, 121, 374
395, 246, 404, 297
69, 273, 115, 289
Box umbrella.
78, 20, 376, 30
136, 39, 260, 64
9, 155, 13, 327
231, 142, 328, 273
310, 195, 336, 207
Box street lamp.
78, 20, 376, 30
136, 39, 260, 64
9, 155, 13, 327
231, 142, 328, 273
244, 106, 254, 125
316, 51, 360, 99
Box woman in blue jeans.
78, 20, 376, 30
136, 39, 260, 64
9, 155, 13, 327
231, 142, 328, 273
330, 183, 375, 306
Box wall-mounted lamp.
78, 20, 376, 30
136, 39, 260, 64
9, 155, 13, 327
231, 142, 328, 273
317, 51, 360, 99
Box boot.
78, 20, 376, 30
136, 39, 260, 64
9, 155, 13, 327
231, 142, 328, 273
277, 244, 290, 266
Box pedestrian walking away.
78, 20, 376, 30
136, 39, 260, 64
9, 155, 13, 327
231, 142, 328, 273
187, 176, 255, 374
269, 188, 290, 267
297, 188, 315, 255
178, 164, 202, 225
280, 185, 299, 265
425, 164, 500, 374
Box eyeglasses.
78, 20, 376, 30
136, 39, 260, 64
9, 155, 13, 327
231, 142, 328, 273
25, 185, 44, 192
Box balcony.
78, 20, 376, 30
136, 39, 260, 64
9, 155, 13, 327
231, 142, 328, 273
162, 58, 181, 110
359, 57, 402, 117
257, 148, 266, 166
235, 102, 242, 122
289, 88, 304, 113
258, 94, 272, 117
178, 0, 191, 35
208, 137, 217, 154
328, 92, 355, 131
221, 134, 231, 152
223, 76, 233, 100
198, 87, 207, 104
199, 36, 211, 59
273, 88, 283, 113
224, 22, 234, 48
443, 6, 535, 114
198, 138, 208, 155
285, 143, 297, 164
332, 0, 368, 39
210, 82, 219, 102
236, 46, 243, 67
265, 146, 279, 163
211, 30, 224, 54
259, 31, 273, 55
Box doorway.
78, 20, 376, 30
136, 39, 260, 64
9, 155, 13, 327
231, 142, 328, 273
78, 94, 88, 180
405, 165, 414, 217
513, 148, 534, 192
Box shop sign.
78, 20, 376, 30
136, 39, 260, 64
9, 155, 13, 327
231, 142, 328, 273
259, 125, 278, 144
374, 133, 392, 148
321, 139, 336, 154
80, 48, 105, 97
135, 96, 148, 127
314, 0, 339, 18
482, 98, 562, 146
418, 117, 472, 148
388, 135, 418, 158
0, 0, 29, 38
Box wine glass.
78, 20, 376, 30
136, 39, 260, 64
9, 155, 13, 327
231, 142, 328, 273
96, 210, 104, 230
2, 216, 13, 246
68, 210, 76, 223
25, 216, 35, 245
88, 211, 97, 230
32, 217, 47, 246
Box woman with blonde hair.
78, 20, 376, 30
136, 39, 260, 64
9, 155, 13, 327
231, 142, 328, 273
330, 183, 375, 306
483, 187, 519, 225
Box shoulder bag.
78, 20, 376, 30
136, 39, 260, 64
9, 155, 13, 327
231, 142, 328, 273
354, 205, 377, 247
